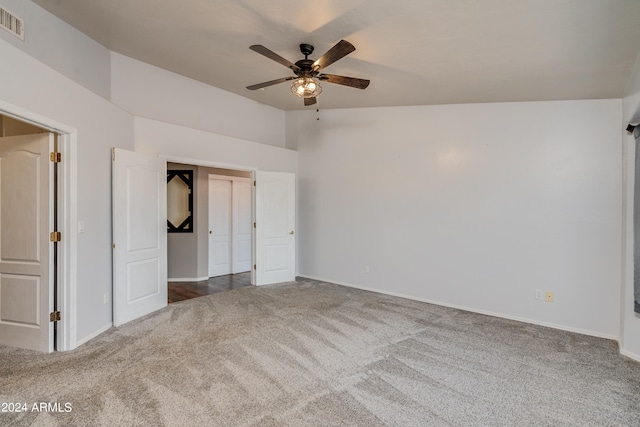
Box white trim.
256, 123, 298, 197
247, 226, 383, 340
75, 323, 111, 347
209, 175, 251, 182
0, 100, 78, 351
160, 154, 256, 172
251, 170, 256, 286
57, 131, 78, 351
620, 348, 640, 363
297, 274, 619, 341
168, 276, 209, 282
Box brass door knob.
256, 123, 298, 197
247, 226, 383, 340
289, 230, 295, 235
209, 230, 212, 234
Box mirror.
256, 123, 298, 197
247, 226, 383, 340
167, 170, 193, 233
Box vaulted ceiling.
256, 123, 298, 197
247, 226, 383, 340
32, 0, 640, 111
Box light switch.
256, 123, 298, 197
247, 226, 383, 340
78, 220, 85, 233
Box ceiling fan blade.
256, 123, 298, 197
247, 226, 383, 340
318, 74, 370, 89
249, 45, 301, 72
312, 40, 356, 71
304, 97, 317, 106
246, 76, 296, 90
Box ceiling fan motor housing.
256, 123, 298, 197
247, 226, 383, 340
294, 59, 316, 77
295, 44, 317, 77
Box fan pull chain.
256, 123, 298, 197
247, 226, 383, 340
316, 98, 320, 121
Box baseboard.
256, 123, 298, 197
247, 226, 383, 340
297, 275, 619, 342
75, 323, 112, 348
620, 348, 640, 363
168, 276, 209, 282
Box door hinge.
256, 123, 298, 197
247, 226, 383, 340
111, 147, 116, 161
50, 152, 61, 163
253, 180, 256, 187
50, 311, 61, 322
253, 264, 256, 270
253, 222, 256, 228
50, 231, 61, 242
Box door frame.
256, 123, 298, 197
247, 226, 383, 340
0, 100, 77, 351
162, 155, 256, 285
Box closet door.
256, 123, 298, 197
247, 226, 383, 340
233, 179, 252, 273
208, 178, 232, 277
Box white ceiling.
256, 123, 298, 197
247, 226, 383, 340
31, 0, 640, 111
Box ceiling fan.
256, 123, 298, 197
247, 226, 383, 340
246, 40, 370, 106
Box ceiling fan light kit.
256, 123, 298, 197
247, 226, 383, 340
291, 77, 322, 99
247, 40, 370, 106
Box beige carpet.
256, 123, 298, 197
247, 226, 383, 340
1, 279, 640, 426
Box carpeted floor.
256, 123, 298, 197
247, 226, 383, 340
1, 278, 640, 426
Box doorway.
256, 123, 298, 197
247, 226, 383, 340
167, 164, 252, 302
163, 163, 296, 289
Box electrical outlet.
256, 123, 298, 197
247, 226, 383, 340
364, 265, 370, 273
535, 289, 544, 300
545, 291, 554, 303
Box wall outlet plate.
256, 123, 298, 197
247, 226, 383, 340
545, 291, 554, 303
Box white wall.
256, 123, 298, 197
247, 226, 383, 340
134, 117, 297, 174
0, 0, 111, 99
0, 38, 134, 344
111, 53, 286, 148
621, 52, 640, 361
289, 99, 622, 339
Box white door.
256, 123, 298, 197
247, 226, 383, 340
255, 171, 296, 285
112, 148, 167, 327
233, 179, 252, 273
0, 133, 54, 352
208, 178, 232, 277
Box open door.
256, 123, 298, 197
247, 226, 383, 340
0, 133, 54, 352
112, 148, 167, 326
255, 171, 296, 285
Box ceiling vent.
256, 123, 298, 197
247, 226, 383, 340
0, 5, 24, 40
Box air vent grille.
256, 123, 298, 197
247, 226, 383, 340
0, 6, 24, 40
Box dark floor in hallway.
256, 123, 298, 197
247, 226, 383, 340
168, 272, 252, 303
